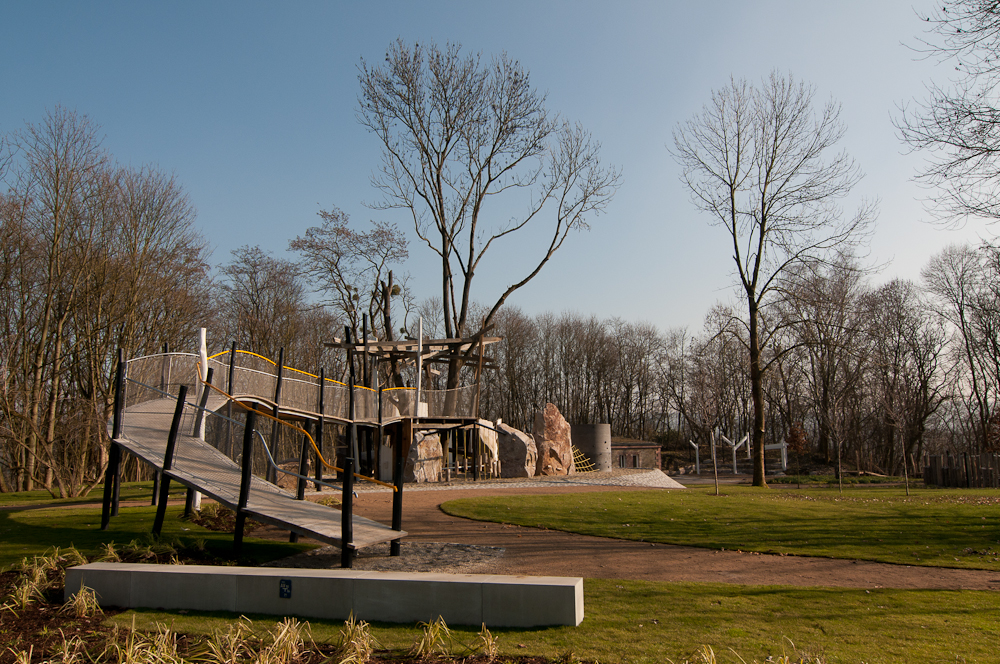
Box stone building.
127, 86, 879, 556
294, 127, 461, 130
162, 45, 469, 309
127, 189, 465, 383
611, 438, 662, 470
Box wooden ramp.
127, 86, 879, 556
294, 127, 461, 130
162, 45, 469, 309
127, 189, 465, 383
114, 397, 404, 550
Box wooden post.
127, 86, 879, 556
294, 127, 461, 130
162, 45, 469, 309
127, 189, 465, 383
472, 425, 480, 481
296, 422, 311, 501
192, 368, 214, 438
152, 386, 188, 537
346, 327, 360, 462
234, 409, 257, 552
315, 367, 326, 487
290, 421, 312, 544
111, 348, 125, 440
341, 456, 355, 568
100, 443, 121, 530
268, 347, 285, 484
226, 341, 237, 457
391, 421, 404, 557
102, 349, 127, 527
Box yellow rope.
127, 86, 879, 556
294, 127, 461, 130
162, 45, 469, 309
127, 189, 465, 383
207, 349, 382, 390
198, 375, 396, 492
572, 445, 597, 473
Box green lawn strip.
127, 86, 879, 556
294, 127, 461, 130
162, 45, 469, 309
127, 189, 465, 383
770, 475, 905, 485
0, 503, 314, 569
107, 580, 1000, 663
0, 481, 184, 508
441, 486, 1000, 570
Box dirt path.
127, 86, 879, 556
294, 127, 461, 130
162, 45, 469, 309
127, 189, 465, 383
347, 484, 1000, 591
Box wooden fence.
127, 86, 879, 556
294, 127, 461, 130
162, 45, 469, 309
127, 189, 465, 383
923, 453, 1000, 488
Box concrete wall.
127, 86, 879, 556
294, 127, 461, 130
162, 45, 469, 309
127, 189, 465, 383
65, 563, 584, 628
571, 423, 611, 472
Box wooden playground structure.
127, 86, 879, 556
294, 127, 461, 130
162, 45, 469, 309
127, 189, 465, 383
100, 327, 499, 568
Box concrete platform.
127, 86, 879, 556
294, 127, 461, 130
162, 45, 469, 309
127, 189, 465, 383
65, 563, 584, 627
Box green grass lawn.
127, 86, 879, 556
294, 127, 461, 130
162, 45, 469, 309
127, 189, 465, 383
113, 580, 1000, 663
6, 482, 1000, 662
0, 499, 313, 569
441, 485, 1000, 570
0, 480, 179, 508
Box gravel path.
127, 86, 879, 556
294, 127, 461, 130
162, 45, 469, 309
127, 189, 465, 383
348, 468, 686, 493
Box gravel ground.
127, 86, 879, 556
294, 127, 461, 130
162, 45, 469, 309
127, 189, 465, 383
343, 468, 686, 494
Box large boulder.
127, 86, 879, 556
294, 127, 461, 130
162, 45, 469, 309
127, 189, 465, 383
404, 432, 443, 483
477, 419, 501, 477
533, 403, 575, 476
496, 422, 537, 478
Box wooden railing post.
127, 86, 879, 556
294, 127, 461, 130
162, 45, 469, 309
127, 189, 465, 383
341, 456, 355, 568
152, 386, 188, 537
315, 367, 326, 488
234, 409, 257, 552
391, 424, 404, 556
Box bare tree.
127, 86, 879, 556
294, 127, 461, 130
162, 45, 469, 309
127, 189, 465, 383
778, 254, 867, 461
897, 1, 1000, 225
358, 40, 620, 388
861, 280, 949, 474
672, 72, 875, 486
216, 246, 306, 363
0, 109, 211, 496
290, 205, 408, 341
923, 242, 1000, 451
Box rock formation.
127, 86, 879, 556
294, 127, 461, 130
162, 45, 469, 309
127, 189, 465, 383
404, 431, 443, 482
533, 403, 575, 476
496, 422, 537, 478
477, 419, 501, 477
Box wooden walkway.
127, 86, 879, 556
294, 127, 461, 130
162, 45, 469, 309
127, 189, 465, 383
114, 396, 405, 550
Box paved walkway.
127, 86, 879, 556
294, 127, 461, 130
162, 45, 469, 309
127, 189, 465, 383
344, 478, 1000, 591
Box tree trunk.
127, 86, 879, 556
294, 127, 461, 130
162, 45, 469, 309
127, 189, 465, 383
748, 299, 767, 487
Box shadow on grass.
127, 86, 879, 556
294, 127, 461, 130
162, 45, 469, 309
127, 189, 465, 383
0, 503, 315, 569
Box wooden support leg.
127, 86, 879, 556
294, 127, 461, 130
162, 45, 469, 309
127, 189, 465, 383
152, 386, 188, 538
341, 456, 355, 568
151, 475, 172, 536
235, 410, 257, 553
391, 432, 404, 557
100, 443, 121, 530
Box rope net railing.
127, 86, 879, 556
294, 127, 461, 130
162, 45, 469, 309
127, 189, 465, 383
120, 353, 397, 491
205, 349, 478, 423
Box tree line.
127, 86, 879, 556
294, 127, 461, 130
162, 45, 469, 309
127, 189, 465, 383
480, 245, 998, 479
6, 5, 1000, 495
3, 109, 999, 496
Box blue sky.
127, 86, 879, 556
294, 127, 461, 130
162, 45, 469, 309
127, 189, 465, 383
2, 1, 989, 333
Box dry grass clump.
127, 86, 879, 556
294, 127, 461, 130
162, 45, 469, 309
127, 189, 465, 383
59, 585, 103, 618
331, 613, 379, 664
2, 546, 87, 613
409, 615, 452, 659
